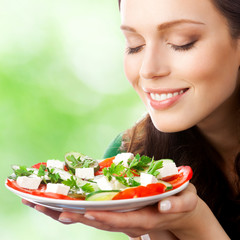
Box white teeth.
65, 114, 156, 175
150, 93, 157, 101
160, 93, 167, 101
154, 93, 162, 101
150, 90, 184, 101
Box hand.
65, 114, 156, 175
22, 199, 178, 240
130, 231, 178, 240
22, 198, 178, 238
22, 184, 229, 240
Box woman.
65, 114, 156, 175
23, 0, 240, 239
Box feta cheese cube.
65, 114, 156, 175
27, 168, 39, 175
53, 169, 72, 180
47, 159, 65, 169
112, 179, 126, 190
160, 159, 174, 165
156, 162, 178, 179
16, 176, 42, 189
89, 175, 127, 191
95, 176, 114, 190
113, 152, 134, 167
45, 183, 70, 196
75, 168, 94, 180
140, 173, 158, 186
41, 174, 50, 181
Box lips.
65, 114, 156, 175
144, 88, 189, 110
150, 88, 188, 101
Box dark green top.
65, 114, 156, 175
103, 133, 123, 158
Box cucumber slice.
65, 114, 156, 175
157, 180, 173, 191
85, 190, 120, 201
80, 181, 100, 193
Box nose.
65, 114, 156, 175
139, 44, 170, 80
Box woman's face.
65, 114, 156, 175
120, 0, 240, 132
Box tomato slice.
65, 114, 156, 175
112, 183, 166, 200
6, 179, 80, 200
31, 162, 47, 169
95, 156, 115, 175
112, 186, 142, 200
113, 166, 193, 200
32, 162, 68, 171
99, 157, 115, 169
166, 166, 193, 189
145, 183, 166, 195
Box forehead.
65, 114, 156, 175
120, 0, 226, 30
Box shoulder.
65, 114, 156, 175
103, 114, 149, 159
103, 132, 125, 158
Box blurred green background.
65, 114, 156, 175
0, 0, 145, 239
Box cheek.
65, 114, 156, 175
174, 41, 239, 97
124, 55, 141, 88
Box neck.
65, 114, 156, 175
197, 92, 240, 164
197, 90, 240, 194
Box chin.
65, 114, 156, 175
150, 117, 193, 133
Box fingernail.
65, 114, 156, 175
160, 200, 171, 211
84, 214, 95, 221
35, 205, 44, 212
59, 217, 73, 223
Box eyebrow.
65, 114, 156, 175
120, 19, 205, 32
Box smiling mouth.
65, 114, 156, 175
149, 88, 189, 101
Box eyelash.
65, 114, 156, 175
169, 41, 197, 51
126, 41, 197, 55
126, 45, 144, 55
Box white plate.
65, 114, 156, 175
5, 180, 189, 213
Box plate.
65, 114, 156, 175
5, 180, 189, 213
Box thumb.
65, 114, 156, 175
158, 183, 198, 213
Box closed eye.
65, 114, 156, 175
126, 45, 144, 54
170, 40, 197, 51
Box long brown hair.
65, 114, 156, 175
118, 0, 240, 239
122, 115, 240, 235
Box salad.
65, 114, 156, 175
6, 152, 193, 201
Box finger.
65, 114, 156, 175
158, 184, 198, 213
22, 199, 36, 208
59, 211, 146, 237
82, 205, 160, 231
58, 211, 119, 231
58, 211, 85, 224
22, 199, 62, 220
184, 183, 197, 194
34, 205, 62, 221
